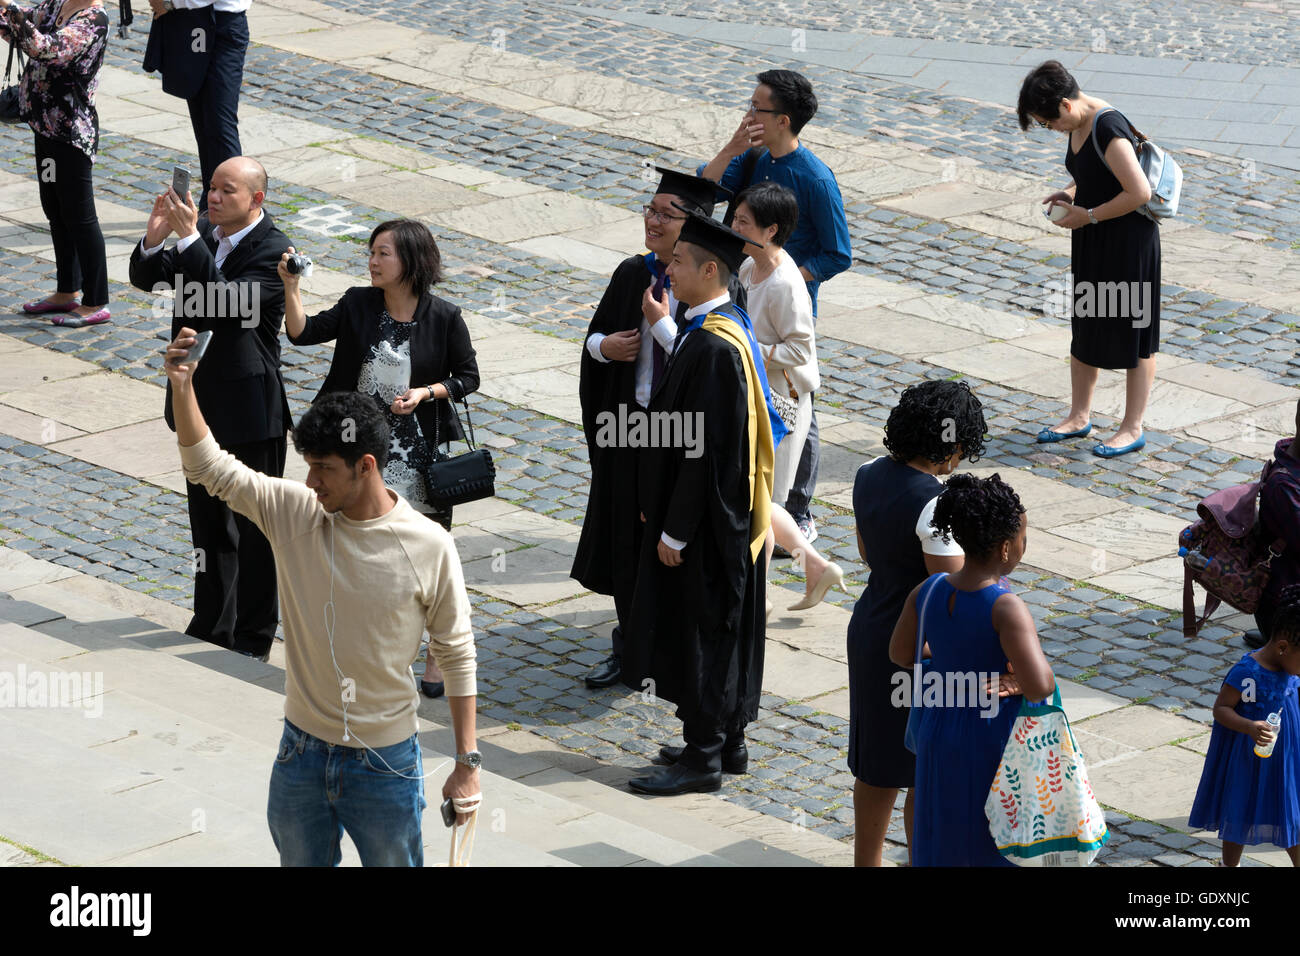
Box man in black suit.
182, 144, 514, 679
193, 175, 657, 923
129, 156, 291, 661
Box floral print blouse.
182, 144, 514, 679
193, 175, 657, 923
0, 0, 108, 159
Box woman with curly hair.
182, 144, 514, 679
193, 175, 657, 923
847, 379, 986, 866
889, 473, 1055, 866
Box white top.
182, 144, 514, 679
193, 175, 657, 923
739, 249, 820, 397
916, 495, 964, 556
173, 0, 252, 14
585, 286, 680, 409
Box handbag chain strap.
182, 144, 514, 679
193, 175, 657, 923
427, 381, 477, 452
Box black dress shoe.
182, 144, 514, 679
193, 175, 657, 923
1243, 629, 1267, 649
584, 653, 621, 689
235, 648, 271, 663
657, 743, 749, 775
628, 762, 722, 796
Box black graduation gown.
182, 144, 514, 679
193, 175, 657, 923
571, 254, 749, 608
571, 254, 652, 605
621, 306, 767, 731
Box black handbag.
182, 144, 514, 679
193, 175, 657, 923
1, 12, 27, 124
420, 388, 496, 508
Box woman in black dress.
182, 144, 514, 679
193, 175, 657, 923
1018, 61, 1160, 459
280, 218, 479, 697
847, 380, 986, 866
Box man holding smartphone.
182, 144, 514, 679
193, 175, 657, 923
129, 156, 291, 662
163, 330, 480, 865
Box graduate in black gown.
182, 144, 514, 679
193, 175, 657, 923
624, 210, 785, 796
572, 168, 740, 690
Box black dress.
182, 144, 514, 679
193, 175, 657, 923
847, 457, 956, 788
1065, 108, 1161, 370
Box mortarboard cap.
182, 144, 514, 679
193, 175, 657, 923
672, 203, 763, 273
654, 166, 727, 217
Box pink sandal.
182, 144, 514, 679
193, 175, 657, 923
22, 297, 79, 314
51, 308, 110, 327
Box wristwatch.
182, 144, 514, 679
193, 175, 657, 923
1086, 207, 1098, 225
455, 750, 482, 770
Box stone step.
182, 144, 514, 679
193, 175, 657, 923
0, 565, 847, 866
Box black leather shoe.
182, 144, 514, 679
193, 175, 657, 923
628, 762, 722, 796
1243, 629, 1267, 649
657, 743, 749, 775
584, 653, 621, 689
235, 648, 270, 663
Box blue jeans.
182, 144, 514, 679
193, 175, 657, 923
267, 719, 426, 867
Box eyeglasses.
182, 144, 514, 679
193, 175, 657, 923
642, 204, 686, 224
1035, 116, 1054, 129
746, 101, 780, 115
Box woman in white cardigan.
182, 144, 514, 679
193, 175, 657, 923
734, 182, 842, 610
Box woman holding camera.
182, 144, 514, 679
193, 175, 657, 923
1, 0, 111, 326
281, 219, 480, 698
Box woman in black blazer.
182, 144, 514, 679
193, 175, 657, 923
279, 219, 480, 696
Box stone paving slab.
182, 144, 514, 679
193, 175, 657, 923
1, 372, 161, 434
1089, 557, 1187, 612
47, 419, 178, 482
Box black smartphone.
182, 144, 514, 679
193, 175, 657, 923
440, 797, 456, 828
171, 165, 191, 199
188, 330, 213, 364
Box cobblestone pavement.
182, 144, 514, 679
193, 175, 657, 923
1, 0, 1298, 865
560, 0, 1300, 67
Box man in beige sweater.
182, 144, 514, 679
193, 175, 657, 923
164, 326, 480, 866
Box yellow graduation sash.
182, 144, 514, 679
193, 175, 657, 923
702, 313, 774, 563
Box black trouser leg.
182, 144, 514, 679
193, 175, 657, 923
229, 436, 286, 656
186, 436, 284, 653
680, 721, 726, 774
189, 10, 248, 211
35, 134, 107, 306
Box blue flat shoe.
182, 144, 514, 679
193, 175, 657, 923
1036, 424, 1092, 443
1092, 436, 1145, 458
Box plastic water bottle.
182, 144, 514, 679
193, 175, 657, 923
1254, 711, 1282, 758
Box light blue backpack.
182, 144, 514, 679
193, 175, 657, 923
1090, 107, 1183, 223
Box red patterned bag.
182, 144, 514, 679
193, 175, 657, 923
1178, 461, 1285, 637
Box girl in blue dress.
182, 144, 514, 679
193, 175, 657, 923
1188, 585, 1300, 866
889, 473, 1057, 866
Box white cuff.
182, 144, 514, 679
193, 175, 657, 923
140, 237, 165, 258
660, 532, 687, 551
649, 316, 677, 350
175, 231, 201, 254
586, 333, 611, 363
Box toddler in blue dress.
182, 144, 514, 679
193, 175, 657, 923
1188, 585, 1300, 866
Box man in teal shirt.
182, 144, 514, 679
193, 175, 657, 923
699, 68, 852, 545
